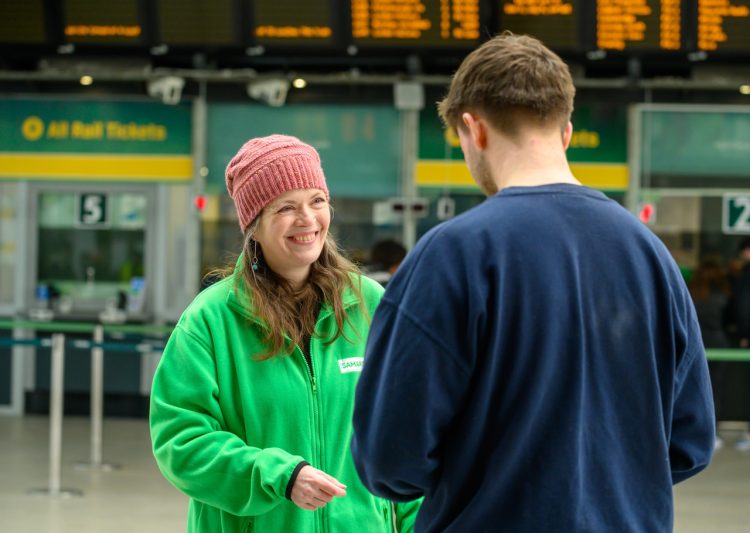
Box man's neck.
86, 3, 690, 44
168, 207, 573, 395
488, 130, 580, 192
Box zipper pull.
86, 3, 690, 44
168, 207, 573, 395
311, 376, 317, 394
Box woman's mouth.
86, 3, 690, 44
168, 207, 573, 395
289, 232, 317, 244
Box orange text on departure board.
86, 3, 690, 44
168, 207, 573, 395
698, 0, 750, 50
352, 0, 479, 41
65, 25, 141, 38
255, 26, 332, 39
503, 0, 573, 17
596, 0, 680, 50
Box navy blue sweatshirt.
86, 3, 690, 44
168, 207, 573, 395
352, 184, 714, 532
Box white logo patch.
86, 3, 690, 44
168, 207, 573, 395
338, 357, 364, 374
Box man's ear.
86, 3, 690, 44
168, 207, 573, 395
562, 121, 573, 150
461, 112, 488, 150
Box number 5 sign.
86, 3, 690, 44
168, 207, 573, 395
77, 193, 109, 227
723, 194, 750, 234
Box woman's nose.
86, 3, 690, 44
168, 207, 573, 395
296, 206, 315, 224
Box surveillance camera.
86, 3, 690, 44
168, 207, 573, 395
147, 76, 185, 105
246, 79, 290, 107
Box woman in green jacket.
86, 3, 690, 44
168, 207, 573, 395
150, 135, 420, 532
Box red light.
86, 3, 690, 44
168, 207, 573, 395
638, 203, 654, 223
193, 195, 207, 211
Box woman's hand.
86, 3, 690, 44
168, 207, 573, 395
290, 465, 347, 510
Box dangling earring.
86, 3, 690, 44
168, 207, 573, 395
250, 239, 259, 283
252, 240, 260, 271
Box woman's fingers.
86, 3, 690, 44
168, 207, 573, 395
316, 476, 347, 497
291, 465, 347, 511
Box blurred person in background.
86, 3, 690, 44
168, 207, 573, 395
362, 239, 407, 287
150, 135, 420, 532
728, 237, 750, 450
688, 254, 731, 449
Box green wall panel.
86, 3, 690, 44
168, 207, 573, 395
642, 109, 750, 177
418, 102, 627, 163
206, 104, 401, 198
0, 99, 191, 154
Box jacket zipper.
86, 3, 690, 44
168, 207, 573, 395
298, 340, 324, 533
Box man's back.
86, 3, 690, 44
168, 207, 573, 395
352, 184, 714, 532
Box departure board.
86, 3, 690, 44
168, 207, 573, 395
596, 0, 682, 51
698, 0, 750, 51
62, 0, 143, 45
157, 0, 236, 46
0, 0, 46, 44
252, 0, 334, 45
498, 0, 579, 50
351, 0, 481, 47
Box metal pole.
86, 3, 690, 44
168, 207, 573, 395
91, 325, 104, 466
400, 109, 419, 250
48, 333, 64, 495
28, 333, 82, 497
75, 326, 119, 471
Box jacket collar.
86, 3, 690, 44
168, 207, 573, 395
225, 254, 360, 325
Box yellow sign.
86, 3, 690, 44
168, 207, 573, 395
415, 160, 629, 191
19, 116, 168, 142
444, 127, 460, 148
21, 116, 45, 141
0, 154, 192, 182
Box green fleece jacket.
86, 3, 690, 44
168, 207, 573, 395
150, 268, 420, 532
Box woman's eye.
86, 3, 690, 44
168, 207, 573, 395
312, 197, 326, 205
278, 205, 294, 213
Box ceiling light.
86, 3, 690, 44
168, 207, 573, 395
292, 78, 307, 89
80, 75, 93, 86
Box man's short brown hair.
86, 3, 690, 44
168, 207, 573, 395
438, 33, 575, 136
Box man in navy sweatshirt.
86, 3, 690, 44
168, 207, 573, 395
351, 33, 714, 532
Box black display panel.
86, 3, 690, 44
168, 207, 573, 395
6, 1, 750, 60
251, 0, 335, 46
498, 0, 580, 50
697, 0, 750, 52
0, 0, 47, 45
351, 0, 481, 48
156, 0, 237, 46
62, 0, 144, 45
595, 0, 683, 51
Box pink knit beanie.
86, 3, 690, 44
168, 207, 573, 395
225, 134, 329, 231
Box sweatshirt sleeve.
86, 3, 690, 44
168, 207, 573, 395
669, 282, 715, 484
149, 324, 306, 516
351, 228, 473, 501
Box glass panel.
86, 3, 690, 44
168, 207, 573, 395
36, 191, 146, 312
641, 194, 750, 276
640, 109, 750, 187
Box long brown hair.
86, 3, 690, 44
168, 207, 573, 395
211, 219, 366, 360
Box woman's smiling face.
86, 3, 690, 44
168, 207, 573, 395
253, 188, 330, 287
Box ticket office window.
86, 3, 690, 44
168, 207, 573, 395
34, 189, 150, 318
0, 182, 18, 310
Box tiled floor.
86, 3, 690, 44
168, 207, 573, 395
0, 416, 185, 533
0, 416, 749, 532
